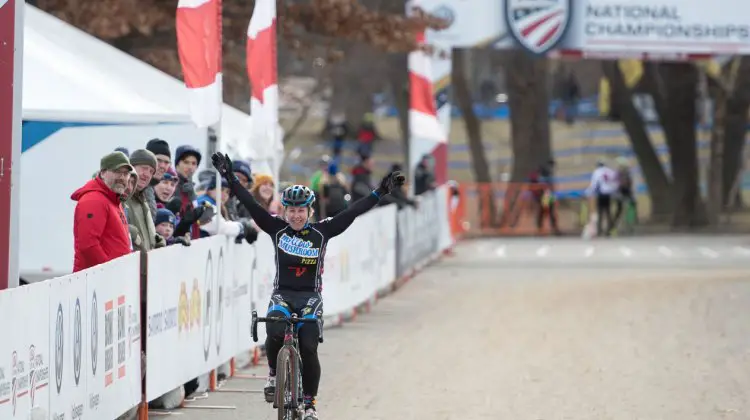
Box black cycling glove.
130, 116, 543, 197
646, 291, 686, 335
211, 153, 240, 186
375, 171, 406, 196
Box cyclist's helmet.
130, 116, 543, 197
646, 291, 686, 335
281, 185, 315, 207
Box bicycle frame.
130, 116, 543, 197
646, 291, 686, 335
251, 311, 321, 420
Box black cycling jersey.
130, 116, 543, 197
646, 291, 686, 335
230, 183, 382, 292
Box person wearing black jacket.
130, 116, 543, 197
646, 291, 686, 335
211, 152, 403, 420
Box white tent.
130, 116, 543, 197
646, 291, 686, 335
23, 4, 261, 156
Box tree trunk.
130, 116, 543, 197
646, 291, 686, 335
602, 61, 673, 220
453, 49, 491, 184
387, 53, 410, 158
707, 84, 727, 225
453, 48, 497, 226
506, 50, 551, 182
722, 57, 750, 208
649, 63, 707, 227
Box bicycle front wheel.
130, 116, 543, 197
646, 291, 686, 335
276, 347, 301, 420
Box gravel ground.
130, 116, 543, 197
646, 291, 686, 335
167, 238, 750, 420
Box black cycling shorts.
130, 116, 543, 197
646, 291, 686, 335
267, 290, 324, 321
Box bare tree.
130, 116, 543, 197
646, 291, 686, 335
601, 61, 672, 221
505, 50, 551, 182
36, 0, 449, 111
643, 62, 707, 228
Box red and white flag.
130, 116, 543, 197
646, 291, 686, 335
246, 0, 280, 175
176, 0, 222, 127
408, 32, 446, 143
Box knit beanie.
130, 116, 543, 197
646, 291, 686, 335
155, 208, 176, 227
114, 147, 130, 157
162, 166, 178, 181
232, 160, 252, 181
146, 138, 171, 159
175, 145, 202, 166
129, 149, 157, 171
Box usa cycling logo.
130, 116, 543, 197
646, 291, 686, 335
431, 5, 455, 27
505, 0, 571, 54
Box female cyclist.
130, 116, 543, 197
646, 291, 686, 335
211, 152, 404, 420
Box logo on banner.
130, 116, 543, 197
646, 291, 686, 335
11, 351, 17, 415
28, 346, 36, 406
91, 291, 98, 376
55, 304, 63, 394
432, 5, 455, 26
215, 247, 225, 356
203, 250, 214, 362
505, 0, 571, 54
73, 298, 82, 385
178, 278, 202, 332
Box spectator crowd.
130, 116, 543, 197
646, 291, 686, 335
71, 139, 262, 418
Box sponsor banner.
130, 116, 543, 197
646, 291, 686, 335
251, 234, 276, 333
49, 273, 87, 420
0, 281, 51, 419
85, 252, 142, 419
435, 185, 454, 251
146, 238, 219, 400
397, 190, 441, 278
229, 241, 253, 359
146, 236, 250, 401
411, 0, 750, 55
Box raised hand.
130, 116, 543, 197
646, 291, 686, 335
211, 153, 233, 178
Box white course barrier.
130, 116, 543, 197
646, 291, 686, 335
0, 186, 454, 419
0, 252, 142, 420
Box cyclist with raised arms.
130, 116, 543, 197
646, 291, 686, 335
211, 153, 404, 420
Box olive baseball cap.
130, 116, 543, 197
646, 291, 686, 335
101, 151, 134, 172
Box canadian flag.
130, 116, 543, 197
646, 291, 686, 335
176, 0, 223, 127
246, 0, 280, 175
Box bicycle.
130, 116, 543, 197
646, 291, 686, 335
252, 310, 323, 420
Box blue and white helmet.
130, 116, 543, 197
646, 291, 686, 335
281, 185, 315, 207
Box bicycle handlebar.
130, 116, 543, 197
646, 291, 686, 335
251, 310, 322, 343
256, 316, 319, 324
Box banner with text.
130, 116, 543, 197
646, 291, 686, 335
412, 0, 750, 55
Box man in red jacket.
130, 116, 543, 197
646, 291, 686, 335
71, 151, 134, 272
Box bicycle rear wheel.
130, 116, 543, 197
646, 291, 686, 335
276, 347, 302, 420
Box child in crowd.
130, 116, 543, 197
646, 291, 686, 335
155, 208, 190, 246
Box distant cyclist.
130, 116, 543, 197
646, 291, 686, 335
585, 159, 619, 236
211, 153, 405, 420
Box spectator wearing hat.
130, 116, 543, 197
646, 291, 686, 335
174, 145, 202, 238
143, 138, 173, 216
114, 146, 130, 157
226, 159, 254, 222
193, 176, 254, 241
154, 208, 190, 246
414, 154, 437, 195
250, 173, 277, 213
70, 151, 133, 272
125, 149, 166, 251
154, 167, 179, 209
